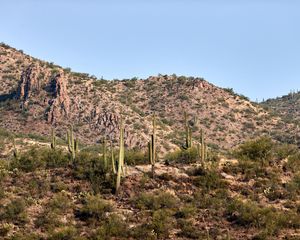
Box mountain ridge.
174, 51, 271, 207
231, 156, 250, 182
0, 43, 298, 152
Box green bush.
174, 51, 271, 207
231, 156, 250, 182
134, 191, 178, 211
124, 149, 148, 166
165, 147, 198, 164
77, 194, 113, 223
226, 199, 300, 236
48, 226, 78, 240
10, 147, 69, 172
285, 152, 300, 173
93, 214, 128, 239
192, 168, 227, 191
0, 199, 28, 224
151, 209, 173, 239
234, 137, 274, 166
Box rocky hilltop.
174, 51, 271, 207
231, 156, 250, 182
0, 43, 299, 152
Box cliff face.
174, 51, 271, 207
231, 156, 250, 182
0, 43, 299, 151
46, 71, 70, 124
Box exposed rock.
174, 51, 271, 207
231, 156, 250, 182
15, 65, 41, 108
46, 71, 70, 124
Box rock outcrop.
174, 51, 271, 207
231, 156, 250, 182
46, 71, 70, 124
15, 65, 41, 108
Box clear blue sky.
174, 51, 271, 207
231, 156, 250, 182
1, 0, 299, 101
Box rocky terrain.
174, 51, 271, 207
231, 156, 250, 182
1, 43, 299, 153
262, 91, 300, 127
0, 43, 300, 240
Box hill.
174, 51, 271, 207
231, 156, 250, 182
0, 43, 298, 153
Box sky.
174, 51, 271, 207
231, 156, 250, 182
0, 0, 300, 101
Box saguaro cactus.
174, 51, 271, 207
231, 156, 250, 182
51, 128, 56, 150
184, 112, 192, 149
116, 114, 125, 194
12, 137, 18, 159
148, 114, 156, 178
111, 141, 116, 174
67, 125, 78, 163
103, 137, 108, 170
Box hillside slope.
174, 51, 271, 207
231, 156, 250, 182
0, 43, 298, 152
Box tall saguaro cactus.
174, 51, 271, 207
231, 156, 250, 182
12, 137, 18, 159
148, 114, 156, 178
51, 128, 56, 150
103, 137, 108, 170
116, 114, 125, 194
67, 125, 78, 164
184, 112, 192, 149
197, 129, 207, 166
110, 141, 116, 174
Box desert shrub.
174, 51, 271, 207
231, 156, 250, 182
134, 191, 178, 211
10, 147, 69, 172
274, 144, 298, 161
177, 219, 205, 239
11, 147, 46, 172
0, 199, 28, 225
76, 194, 113, 224
226, 199, 300, 236
48, 226, 78, 240
124, 149, 148, 166
93, 214, 128, 239
48, 192, 73, 213
284, 152, 300, 173
175, 204, 197, 219
151, 209, 173, 239
234, 137, 274, 166
73, 151, 114, 193
165, 147, 198, 164
8, 232, 41, 240
192, 168, 227, 191
130, 223, 156, 240
286, 174, 300, 199
35, 192, 72, 230
43, 149, 69, 168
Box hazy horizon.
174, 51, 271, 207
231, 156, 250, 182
1, 0, 299, 101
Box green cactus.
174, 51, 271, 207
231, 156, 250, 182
67, 125, 77, 164
103, 137, 107, 170
199, 129, 207, 164
12, 137, 18, 159
51, 128, 56, 150
184, 112, 192, 149
110, 141, 116, 174
149, 114, 156, 178
116, 114, 125, 194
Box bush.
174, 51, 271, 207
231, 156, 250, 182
226, 199, 300, 236
10, 147, 69, 172
151, 209, 173, 239
93, 214, 128, 239
0, 199, 28, 225
285, 152, 300, 173
48, 226, 78, 240
134, 191, 178, 211
192, 168, 227, 191
77, 194, 113, 223
124, 149, 148, 166
234, 137, 274, 166
165, 147, 198, 164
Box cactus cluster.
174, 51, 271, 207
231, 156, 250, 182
148, 114, 156, 178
